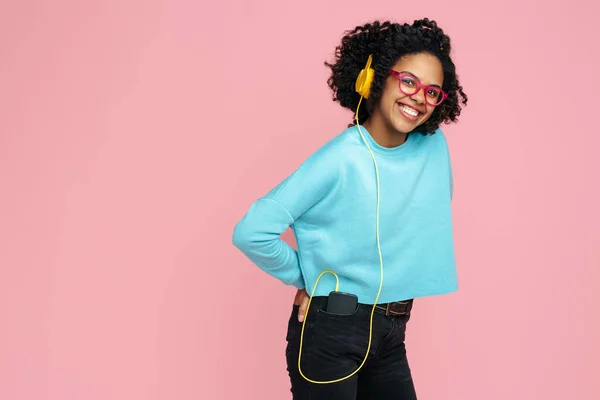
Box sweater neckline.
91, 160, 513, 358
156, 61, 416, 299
355, 125, 417, 157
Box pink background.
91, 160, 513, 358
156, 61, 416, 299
1, 0, 599, 399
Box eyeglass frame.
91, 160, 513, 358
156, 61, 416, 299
389, 70, 448, 106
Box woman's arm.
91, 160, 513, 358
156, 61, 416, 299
232, 145, 338, 289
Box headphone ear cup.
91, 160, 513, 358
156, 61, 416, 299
355, 54, 375, 99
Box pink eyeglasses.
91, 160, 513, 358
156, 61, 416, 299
389, 71, 448, 106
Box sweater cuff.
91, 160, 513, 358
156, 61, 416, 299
290, 275, 305, 290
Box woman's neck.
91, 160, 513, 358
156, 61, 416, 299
362, 114, 408, 148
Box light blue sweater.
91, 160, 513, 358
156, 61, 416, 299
232, 125, 458, 304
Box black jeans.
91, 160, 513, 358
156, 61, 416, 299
285, 296, 417, 399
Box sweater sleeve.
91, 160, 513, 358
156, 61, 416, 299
449, 153, 454, 200
232, 146, 338, 289
439, 129, 454, 201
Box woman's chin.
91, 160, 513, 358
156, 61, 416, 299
391, 117, 418, 134
391, 111, 428, 134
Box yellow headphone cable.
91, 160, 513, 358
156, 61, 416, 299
297, 55, 384, 384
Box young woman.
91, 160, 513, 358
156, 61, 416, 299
233, 18, 468, 399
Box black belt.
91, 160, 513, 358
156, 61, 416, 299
375, 299, 413, 316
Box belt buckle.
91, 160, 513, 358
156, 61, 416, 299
387, 301, 411, 316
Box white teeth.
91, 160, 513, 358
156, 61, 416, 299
399, 104, 419, 117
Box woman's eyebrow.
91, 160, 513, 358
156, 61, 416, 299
400, 71, 442, 88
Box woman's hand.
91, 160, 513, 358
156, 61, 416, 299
293, 289, 310, 322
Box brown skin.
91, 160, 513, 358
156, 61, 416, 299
364, 52, 444, 148
295, 52, 445, 322
294, 289, 309, 322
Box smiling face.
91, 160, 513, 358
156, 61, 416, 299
369, 52, 444, 136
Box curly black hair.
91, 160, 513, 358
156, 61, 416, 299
325, 18, 468, 135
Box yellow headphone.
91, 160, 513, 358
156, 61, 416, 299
355, 54, 375, 98
297, 55, 385, 385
